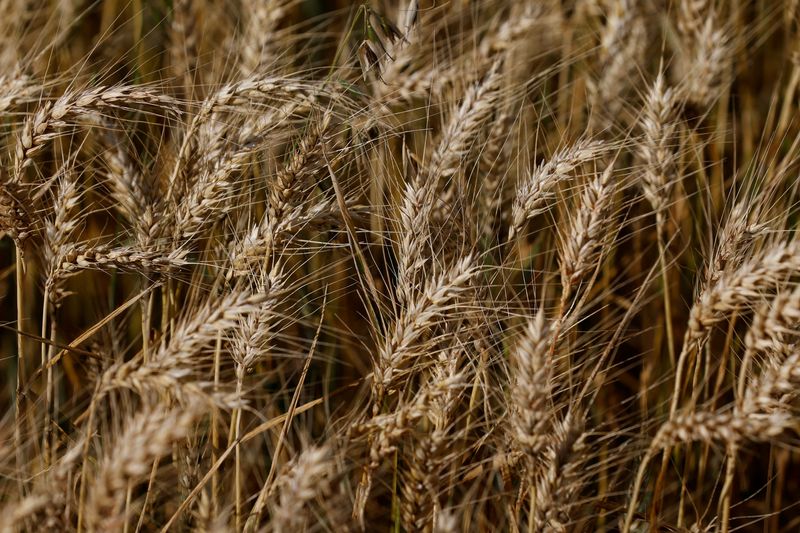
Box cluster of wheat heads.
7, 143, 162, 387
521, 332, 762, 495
3, 0, 800, 531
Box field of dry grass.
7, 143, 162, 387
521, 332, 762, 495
2, 0, 800, 531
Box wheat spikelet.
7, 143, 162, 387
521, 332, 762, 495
238, 0, 290, 77
589, 0, 646, 130
509, 139, 605, 240
532, 415, 588, 533
0, 438, 83, 531
558, 162, 617, 290
652, 409, 787, 451
97, 124, 158, 244
423, 59, 504, 184
395, 176, 433, 307
400, 350, 464, 531
15, 86, 178, 177
0, 71, 34, 113
86, 404, 202, 531
508, 309, 554, 459
638, 72, 679, 220
50, 243, 188, 282
478, 4, 546, 59
478, 106, 513, 245
0, 178, 35, 248
354, 371, 465, 524
268, 110, 334, 222
705, 200, 769, 286
686, 241, 800, 347
678, 10, 733, 107
375, 254, 478, 397
41, 166, 82, 306
270, 445, 332, 533
231, 262, 287, 374
98, 289, 267, 398
170, 0, 197, 100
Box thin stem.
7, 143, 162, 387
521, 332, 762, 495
656, 216, 676, 367
77, 395, 98, 533
136, 458, 160, 532
719, 441, 737, 533
212, 331, 221, 517
124, 480, 133, 533
623, 449, 655, 533
14, 251, 25, 497
142, 282, 154, 362
40, 287, 54, 468
46, 317, 58, 468
233, 369, 244, 531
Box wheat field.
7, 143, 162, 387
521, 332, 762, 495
2, 0, 800, 531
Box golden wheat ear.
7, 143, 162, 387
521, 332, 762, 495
3, 1, 800, 531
